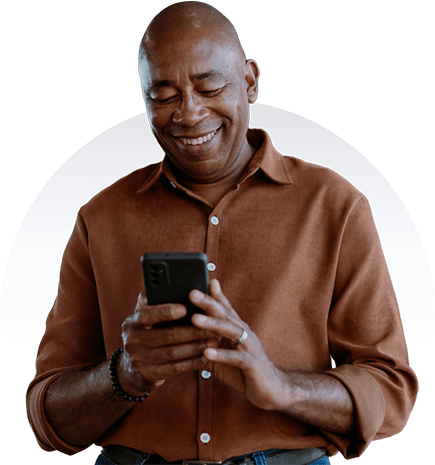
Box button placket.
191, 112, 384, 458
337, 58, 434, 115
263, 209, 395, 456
197, 367, 213, 460
196, 209, 223, 461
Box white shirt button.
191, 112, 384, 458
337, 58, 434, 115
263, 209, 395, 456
210, 216, 219, 226
207, 262, 216, 272
201, 370, 212, 379
200, 432, 211, 444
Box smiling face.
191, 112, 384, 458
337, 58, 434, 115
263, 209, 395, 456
139, 28, 259, 184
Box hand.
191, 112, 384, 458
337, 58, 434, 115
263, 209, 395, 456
118, 292, 218, 396
190, 279, 288, 412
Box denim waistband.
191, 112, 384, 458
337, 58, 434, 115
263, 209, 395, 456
225, 449, 282, 461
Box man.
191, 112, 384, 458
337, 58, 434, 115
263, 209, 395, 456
27, 2, 418, 464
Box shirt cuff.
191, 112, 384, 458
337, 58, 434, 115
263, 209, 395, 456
26, 373, 88, 455
322, 364, 385, 459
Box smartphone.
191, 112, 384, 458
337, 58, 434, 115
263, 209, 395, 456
141, 252, 209, 328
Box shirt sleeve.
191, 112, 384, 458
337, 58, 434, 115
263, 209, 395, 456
26, 210, 107, 454
323, 195, 418, 458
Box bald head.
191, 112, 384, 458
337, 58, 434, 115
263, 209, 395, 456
137, 2, 260, 185
139, 1, 245, 64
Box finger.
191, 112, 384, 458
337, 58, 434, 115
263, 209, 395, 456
209, 279, 233, 310
203, 347, 251, 370
189, 290, 229, 319
191, 313, 250, 346
143, 325, 218, 348
140, 339, 212, 364
189, 281, 240, 322
134, 303, 187, 327
143, 354, 209, 380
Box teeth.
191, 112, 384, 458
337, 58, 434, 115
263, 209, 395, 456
180, 129, 218, 146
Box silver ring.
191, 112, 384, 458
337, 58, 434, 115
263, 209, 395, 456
231, 329, 248, 345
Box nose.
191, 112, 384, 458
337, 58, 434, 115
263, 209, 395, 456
172, 93, 210, 126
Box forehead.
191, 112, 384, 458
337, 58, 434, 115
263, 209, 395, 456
139, 34, 241, 87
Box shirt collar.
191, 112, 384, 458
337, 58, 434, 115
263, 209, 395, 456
137, 128, 293, 194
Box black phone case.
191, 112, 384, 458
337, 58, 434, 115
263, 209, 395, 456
141, 252, 209, 328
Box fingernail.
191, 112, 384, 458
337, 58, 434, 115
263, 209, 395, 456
195, 314, 207, 323
206, 348, 217, 358
191, 289, 204, 301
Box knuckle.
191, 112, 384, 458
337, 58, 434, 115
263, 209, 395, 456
128, 309, 146, 326
197, 328, 211, 339
166, 345, 180, 359
189, 326, 208, 341
136, 310, 152, 326
162, 328, 177, 344
156, 304, 175, 321
238, 352, 250, 366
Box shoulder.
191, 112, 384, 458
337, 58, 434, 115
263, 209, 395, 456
283, 155, 364, 209
78, 163, 161, 220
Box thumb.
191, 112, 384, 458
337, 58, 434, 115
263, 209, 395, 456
134, 291, 148, 312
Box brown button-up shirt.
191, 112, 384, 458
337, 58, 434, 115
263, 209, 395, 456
27, 129, 418, 461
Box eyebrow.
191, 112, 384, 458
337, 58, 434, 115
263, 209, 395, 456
151, 69, 224, 88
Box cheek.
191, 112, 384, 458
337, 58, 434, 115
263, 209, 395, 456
145, 109, 176, 154
145, 104, 172, 134
219, 89, 250, 126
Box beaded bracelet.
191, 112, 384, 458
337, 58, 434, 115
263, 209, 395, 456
109, 348, 150, 402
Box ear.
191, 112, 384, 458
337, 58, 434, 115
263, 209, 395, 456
245, 59, 260, 104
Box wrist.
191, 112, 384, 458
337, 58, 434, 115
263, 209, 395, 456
110, 348, 150, 401
270, 369, 302, 413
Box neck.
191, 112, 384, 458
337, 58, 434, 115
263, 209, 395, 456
175, 141, 256, 207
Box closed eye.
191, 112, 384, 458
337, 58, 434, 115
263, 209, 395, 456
150, 86, 224, 104
153, 95, 178, 104
199, 87, 223, 96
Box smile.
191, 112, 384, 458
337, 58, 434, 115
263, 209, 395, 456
177, 128, 219, 146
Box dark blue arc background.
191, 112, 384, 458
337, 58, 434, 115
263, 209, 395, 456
1, 104, 434, 340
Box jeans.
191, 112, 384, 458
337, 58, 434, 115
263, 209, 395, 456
241, 451, 330, 465
311, 458, 330, 465
94, 450, 330, 465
